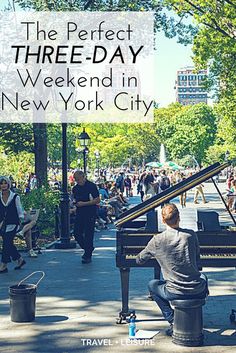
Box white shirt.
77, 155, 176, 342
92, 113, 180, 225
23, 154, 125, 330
0, 191, 24, 232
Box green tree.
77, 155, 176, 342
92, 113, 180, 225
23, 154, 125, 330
204, 144, 227, 165
13, 0, 166, 183
165, 0, 236, 99
0, 123, 48, 186
166, 103, 217, 165
0, 147, 34, 188
154, 102, 184, 143
0, 124, 34, 153
213, 98, 236, 160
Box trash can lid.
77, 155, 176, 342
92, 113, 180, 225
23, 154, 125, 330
9, 284, 37, 294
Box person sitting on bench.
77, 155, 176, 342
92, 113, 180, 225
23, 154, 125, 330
136, 203, 208, 336
17, 209, 40, 257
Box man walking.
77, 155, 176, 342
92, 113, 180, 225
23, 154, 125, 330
136, 203, 208, 336
73, 171, 100, 264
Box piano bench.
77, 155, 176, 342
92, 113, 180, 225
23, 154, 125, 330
171, 298, 205, 347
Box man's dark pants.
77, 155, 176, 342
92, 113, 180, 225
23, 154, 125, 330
148, 275, 208, 324
74, 213, 96, 258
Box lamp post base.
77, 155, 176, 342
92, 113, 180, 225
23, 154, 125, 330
54, 239, 77, 249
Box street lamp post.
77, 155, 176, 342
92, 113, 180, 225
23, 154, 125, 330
78, 128, 91, 174
82, 147, 89, 174
94, 150, 100, 178
54, 123, 76, 249
52, 87, 76, 249
55, 123, 75, 248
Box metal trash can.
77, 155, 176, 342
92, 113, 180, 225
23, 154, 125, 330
9, 271, 45, 323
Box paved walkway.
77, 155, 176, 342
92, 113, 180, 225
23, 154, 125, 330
0, 182, 236, 353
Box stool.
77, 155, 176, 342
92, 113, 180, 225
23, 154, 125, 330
171, 298, 205, 347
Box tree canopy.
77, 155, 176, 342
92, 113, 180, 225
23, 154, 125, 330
0, 0, 234, 180
165, 0, 236, 100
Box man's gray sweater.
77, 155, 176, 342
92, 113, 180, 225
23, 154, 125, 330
136, 227, 206, 295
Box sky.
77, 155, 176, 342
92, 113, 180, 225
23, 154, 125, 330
0, 1, 194, 107
155, 32, 194, 107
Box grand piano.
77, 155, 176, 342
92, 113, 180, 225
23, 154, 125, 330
115, 161, 236, 323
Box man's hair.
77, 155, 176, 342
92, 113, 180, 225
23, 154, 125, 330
74, 170, 85, 180
161, 203, 179, 226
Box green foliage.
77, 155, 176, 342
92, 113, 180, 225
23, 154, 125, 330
3, 0, 236, 171
204, 144, 227, 165
71, 123, 150, 167
155, 103, 217, 165
172, 104, 217, 165
165, 0, 236, 100
21, 188, 60, 237
154, 103, 184, 143
47, 124, 77, 168
213, 98, 236, 160
0, 148, 34, 188
0, 124, 33, 153
15, 0, 191, 37
16, 0, 163, 13
175, 154, 197, 168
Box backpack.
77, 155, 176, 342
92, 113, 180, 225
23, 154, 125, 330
160, 176, 170, 190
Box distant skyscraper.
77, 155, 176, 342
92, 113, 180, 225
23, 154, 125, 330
175, 67, 208, 105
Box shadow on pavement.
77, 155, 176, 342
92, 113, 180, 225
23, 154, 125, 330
35, 315, 69, 323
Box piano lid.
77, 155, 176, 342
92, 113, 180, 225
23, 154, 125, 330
115, 161, 229, 227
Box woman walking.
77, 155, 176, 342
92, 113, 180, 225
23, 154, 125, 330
0, 176, 26, 273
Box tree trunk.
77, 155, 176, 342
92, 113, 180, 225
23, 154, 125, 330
33, 123, 48, 187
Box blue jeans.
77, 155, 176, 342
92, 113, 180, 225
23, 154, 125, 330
148, 274, 208, 324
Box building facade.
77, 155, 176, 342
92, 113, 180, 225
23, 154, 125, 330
175, 67, 208, 105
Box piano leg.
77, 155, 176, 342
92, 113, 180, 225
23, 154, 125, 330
117, 268, 135, 324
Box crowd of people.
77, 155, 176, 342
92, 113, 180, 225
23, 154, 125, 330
1, 161, 235, 344
136, 168, 208, 207
1, 162, 236, 271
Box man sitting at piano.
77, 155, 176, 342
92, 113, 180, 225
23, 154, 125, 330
136, 203, 208, 336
